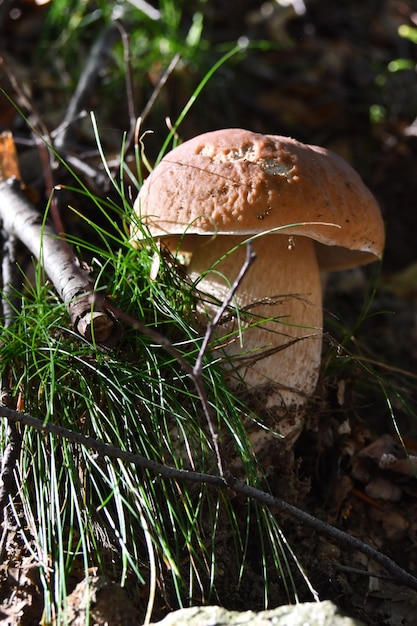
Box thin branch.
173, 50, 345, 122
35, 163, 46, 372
0, 415, 21, 562
0, 234, 22, 557
63, 153, 111, 192
334, 563, 395, 582
102, 244, 257, 478
140, 54, 181, 125
0, 350, 22, 562
102, 296, 226, 475
1, 231, 21, 326
0, 404, 223, 489
1, 404, 417, 592
194, 242, 257, 374
0, 56, 52, 146
53, 24, 120, 152
193, 242, 257, 476
102, 296, 194, 374
114, 20, 137, 148
223, 473, 417, 593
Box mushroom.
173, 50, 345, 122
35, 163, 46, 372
132, 129, 384, 436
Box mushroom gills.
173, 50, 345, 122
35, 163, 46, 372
188, 233, 323, 409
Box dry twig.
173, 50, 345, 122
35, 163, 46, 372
1, 403, 417, 592
53, 24, 120, 153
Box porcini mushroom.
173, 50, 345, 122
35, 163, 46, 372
132, 129, 384, 433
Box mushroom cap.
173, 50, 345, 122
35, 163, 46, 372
133, 128, 384, 270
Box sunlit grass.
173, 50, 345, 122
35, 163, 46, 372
3, 4, 410, 621
0, 148, 315, 623
3, 132, 415, 623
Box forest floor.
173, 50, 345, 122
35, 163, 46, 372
2, 1, 417, 624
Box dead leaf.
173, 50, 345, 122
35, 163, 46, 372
0, 131, 21, 182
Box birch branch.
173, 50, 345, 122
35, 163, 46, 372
0, 177, 116, 343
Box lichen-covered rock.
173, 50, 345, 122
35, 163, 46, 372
149, 601, 364, 626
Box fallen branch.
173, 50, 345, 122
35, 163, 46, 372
53, 24, 120, 153
0, 220, 23, 558
0, 177, 116, 343
1, 403, 417, 593
0, 404, 222, 488
1, 229, 20, 326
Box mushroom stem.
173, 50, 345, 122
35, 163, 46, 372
188, 233, 323, 409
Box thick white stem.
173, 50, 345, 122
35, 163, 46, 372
189, 233, 323, 410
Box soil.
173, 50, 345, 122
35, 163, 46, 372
1, 1, 417, 625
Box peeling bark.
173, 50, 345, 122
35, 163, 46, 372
0, 177, 117, 343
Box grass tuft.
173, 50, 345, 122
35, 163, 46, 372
0, 124, 319, 621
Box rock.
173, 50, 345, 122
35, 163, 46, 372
64, 576, 140, 626
149, 601, 364, 626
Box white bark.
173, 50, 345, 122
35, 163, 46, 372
0, 178, 115, 342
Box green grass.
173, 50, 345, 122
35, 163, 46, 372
3, 3, 415, 622
0, 128, 316, 623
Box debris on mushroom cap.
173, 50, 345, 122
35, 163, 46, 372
133, 128, 385, 270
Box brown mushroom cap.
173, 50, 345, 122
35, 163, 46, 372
133, 128, 384, 270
